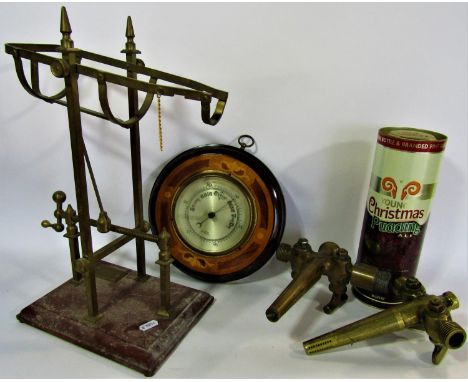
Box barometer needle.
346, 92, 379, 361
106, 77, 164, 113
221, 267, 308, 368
196, 202, 231, 227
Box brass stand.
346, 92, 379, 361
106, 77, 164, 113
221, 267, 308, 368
6, 6, 227, 376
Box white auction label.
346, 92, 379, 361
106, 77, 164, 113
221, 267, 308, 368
139, 319, 158, 332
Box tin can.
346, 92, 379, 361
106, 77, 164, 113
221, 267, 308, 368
353, 127, 447, 308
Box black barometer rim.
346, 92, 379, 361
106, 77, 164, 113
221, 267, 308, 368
148, 143, 286, 282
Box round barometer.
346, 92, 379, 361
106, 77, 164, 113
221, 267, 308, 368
148, 135, 286, 282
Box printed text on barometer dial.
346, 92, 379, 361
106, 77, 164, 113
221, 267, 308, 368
173, 176, 253, 254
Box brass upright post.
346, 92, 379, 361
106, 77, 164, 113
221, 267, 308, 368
156, 228, 173, 318
64, 204, 82, 282
59, 7, 98, 318
121, 16, 146, 279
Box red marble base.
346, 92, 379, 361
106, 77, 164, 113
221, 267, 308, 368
16, 261, 214, 376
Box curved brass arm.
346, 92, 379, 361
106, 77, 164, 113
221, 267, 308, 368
200, 94, 227, 126
97, 73, 156, 128
12, 51, 66, 103
80, 50, 228, 126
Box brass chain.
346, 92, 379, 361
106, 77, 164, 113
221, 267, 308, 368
157, 93, 163, 151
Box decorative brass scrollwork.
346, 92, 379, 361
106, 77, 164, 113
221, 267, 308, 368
6, 39, 228, 128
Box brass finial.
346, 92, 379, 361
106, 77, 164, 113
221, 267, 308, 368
121, 15, 140, 54
125, 16, 135, 39
60, 6, 74, 49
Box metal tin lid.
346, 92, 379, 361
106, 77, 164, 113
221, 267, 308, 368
378, 127, 447, 153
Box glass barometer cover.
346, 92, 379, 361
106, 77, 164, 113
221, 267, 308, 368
148, 138, 286, 282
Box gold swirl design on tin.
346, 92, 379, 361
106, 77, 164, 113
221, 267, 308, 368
401, 181, 421, 200
370, 175, 435, 200
381, 177, 398, 199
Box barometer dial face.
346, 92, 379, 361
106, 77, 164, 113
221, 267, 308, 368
173, 174, 254, 254
148, 144, 286, 282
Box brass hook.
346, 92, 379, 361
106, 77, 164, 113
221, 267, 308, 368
12, 51, 66, 103
97, 73, 156, 128
200, 94, 227, 126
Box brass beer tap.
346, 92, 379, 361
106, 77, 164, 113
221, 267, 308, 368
303, 290, 466, 365
266, 238, 352, 322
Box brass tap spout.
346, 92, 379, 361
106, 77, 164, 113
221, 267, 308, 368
266, 238, 352, 322
303, 291, 466, 365
266, 253, 322, 322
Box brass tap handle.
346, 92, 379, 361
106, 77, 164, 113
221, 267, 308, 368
322, 248, 352, 314
394, 276, 427, 302
422, 293, 466, 364
41, 191, 66, 232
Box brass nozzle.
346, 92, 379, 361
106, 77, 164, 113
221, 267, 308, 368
303, 291, 466, 365
266, 257, 322, 322
438, 321, 466, 349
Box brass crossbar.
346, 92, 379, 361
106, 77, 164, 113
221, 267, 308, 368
89, 219, 158, 244
93, 234, 135, 263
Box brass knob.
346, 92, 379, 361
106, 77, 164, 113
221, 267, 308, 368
41, 190, 66, 232
53, 190, 66, 203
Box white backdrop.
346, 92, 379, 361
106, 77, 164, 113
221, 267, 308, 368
0, 2, 466, 378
